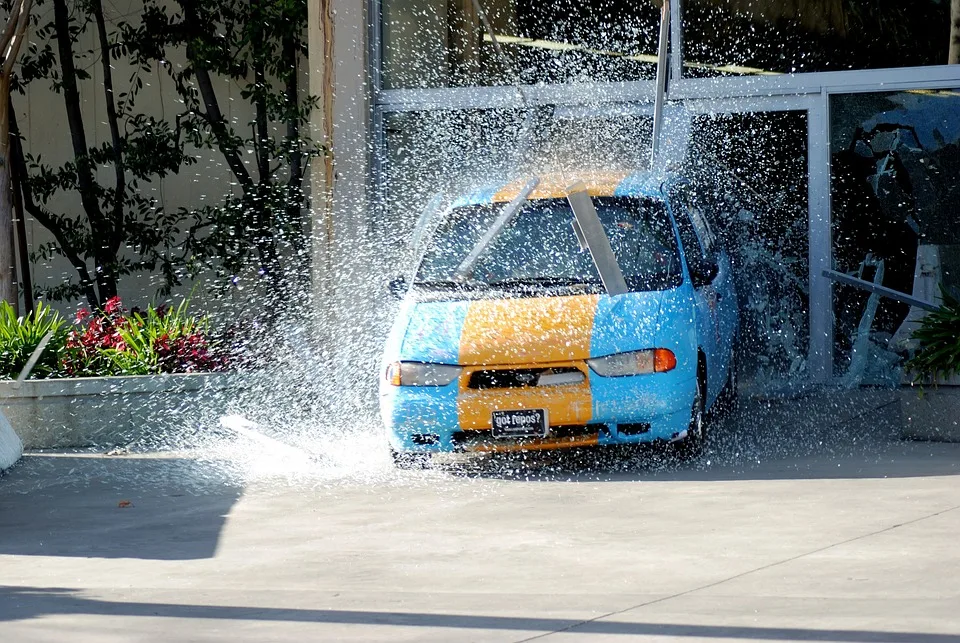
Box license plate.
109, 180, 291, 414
491, 409, 548, 439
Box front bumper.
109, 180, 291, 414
380, 365, 696, 454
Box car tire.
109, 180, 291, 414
677, 374, 706, 460
390, 448, 431, 470
714, 354, 739, 417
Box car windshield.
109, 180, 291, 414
415, 197, 682, 292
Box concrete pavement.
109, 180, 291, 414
1, 420, 959, 642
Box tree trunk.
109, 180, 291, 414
52, 0, 116, 304
91, 0, 127, 258
9, 99, 99, 309
0, 0, 32, 309
11, 148, 31, 314
950, 0, 960, 64
283, 29, 307, 294
0, 81, 16, 307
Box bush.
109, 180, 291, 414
907, 286, 960, 383
62, 297, 227, 377
0, 302, 68, 379
0, 297, 227, 379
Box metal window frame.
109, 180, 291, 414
369, 0, 960, 382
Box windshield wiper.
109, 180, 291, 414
489, 276, 599, 288
413, 278, 484, 289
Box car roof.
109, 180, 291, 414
451, 170, 679, 208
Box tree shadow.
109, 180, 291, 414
2, 585, 959, 642
0, 454, 242, 560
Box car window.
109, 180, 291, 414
416, 197, 683, 292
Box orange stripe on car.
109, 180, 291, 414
492, 171, 629, 202
456, 295, 599, 431
458, 295, 599, 365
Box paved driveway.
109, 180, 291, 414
1, 413, 959, 642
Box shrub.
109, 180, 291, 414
61, 297, 227, 377
0, 302, 68, 379
907, 285, 960, 383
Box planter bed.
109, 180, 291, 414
0, 373, 248, 450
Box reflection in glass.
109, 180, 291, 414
381, 0, 660, 89
831, 89, 960, 383
683, 1, 951, 77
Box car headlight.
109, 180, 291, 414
587, 349, 677, 377
385, 361, 462, 386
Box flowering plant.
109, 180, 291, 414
62, 297, 227, 377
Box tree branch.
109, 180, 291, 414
194, 65, 254, 190
53, 0, 117, 301
0, 0, 26, 65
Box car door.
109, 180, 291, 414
670, 185, 730, 405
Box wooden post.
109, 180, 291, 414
308, 0, 336, 317
950, 0, 960, 64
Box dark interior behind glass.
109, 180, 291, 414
416, 197, 682, 294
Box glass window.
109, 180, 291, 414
381, 0, 661, 89
416, 197, 683, 292
830, 89, 960, 384
682, 1, 952, 77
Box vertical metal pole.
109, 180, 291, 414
670, 0, 683, 83
650, 0, 670, 166
368, 0, 383, 96
807, 90, 834, 382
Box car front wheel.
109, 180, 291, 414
677, 375, 706, 460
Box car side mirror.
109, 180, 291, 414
691, 261, 718, 288
388, 275, 408, 300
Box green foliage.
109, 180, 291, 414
121, 0, 321, 304
907, 286, 960, 383
101, 301, 208, 375
0, 296, 225, 379
13, 0, 198, 307
0, 301, 67, 379
12, 0, 317, 308
60, 297, 226, 378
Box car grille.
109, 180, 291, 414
467, 367, 585, 390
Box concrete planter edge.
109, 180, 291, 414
0, 372, 254, 450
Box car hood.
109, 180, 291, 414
388, 289, 689, 366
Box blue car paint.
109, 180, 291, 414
382, 171, 739, 454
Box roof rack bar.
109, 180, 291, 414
567, 182, 629, 296
822, 269, 938, 312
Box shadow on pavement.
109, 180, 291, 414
0, 454, 242, 560
1, 586, 958, 642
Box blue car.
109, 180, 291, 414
380, 170, 738, 467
